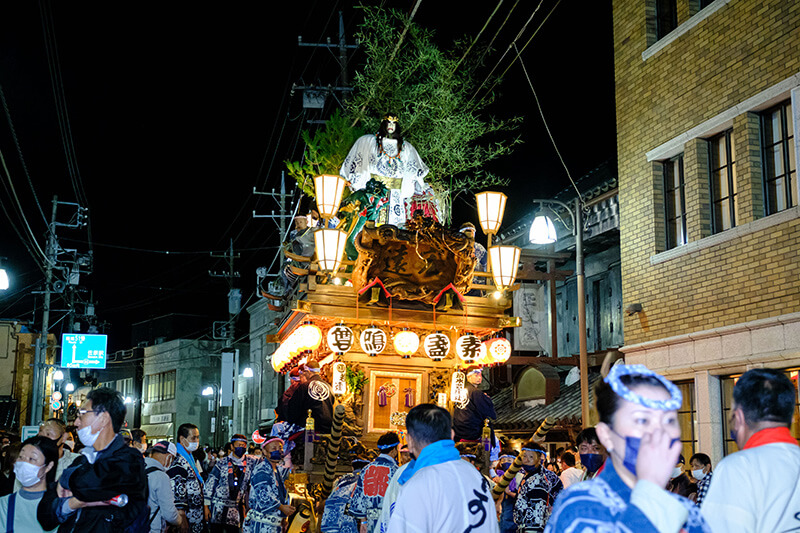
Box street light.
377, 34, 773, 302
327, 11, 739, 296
65, 383, 75, 392
53, 370, 64, 381
201, 384, 220, 447
529, 197, 590, 428
242, 362, 263, 430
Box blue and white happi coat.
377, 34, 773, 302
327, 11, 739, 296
320, 472, 360, 533
347, 454, 398, 533
513, 467, 563, 532
544, 458, 711, 533
242, 460, 290, 533
204, 454, 258, 528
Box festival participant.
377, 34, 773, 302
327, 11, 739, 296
204, 434, 255, 532
320, 458, 367, 533
493, 452, 518, 533
168, 423, 205, 533
688, 453, 712, 507
544, 364, 708, 533
340, 113, 430, 227
453, 368, 496, 442
386, 404, 498, 533
0, 436, 57, 532
347, 432, 399, 533
375, 457, 411, 533
242, 438, 294, 533
513, 443, 563, 532
286, 361, 334, 434
558, 451, 583, 489
701, 368, 800, 532
574, 427, 606, 481
460, 222, 488, 296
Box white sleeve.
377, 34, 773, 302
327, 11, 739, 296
629, 480, 688, 533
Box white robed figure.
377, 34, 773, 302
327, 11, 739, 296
340, 114, 432, 226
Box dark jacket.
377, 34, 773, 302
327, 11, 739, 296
37, 434, 148, 532
275, 381, 299, 422
286, 374, 334, 433
453, 383, 497, 441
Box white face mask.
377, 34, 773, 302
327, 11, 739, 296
671, 466, 683, 479
692, 468, 706, 481
14, 461, 43, 487
78, 420, 101, 448
185, 441, 199, 452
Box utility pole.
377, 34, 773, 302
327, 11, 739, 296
210, 240, 240, 436
253, 172, 297, 271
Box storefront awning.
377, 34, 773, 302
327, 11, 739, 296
139, 423, 174, 439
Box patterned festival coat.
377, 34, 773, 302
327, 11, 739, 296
242, 459, 289, 533
320, 472, 360, 533
167, 447, 205, 533
513, 467, 564, 532
347, 454, 398, 533
204, 454, 258, 528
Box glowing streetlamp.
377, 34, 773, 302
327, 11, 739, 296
65, 383, 75, 392
314, 229, 348, 272
475, 192, 507, 245
488, 245, 521, 290
53, 370, 64, 381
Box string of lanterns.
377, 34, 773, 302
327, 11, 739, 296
271, 322, 512, 372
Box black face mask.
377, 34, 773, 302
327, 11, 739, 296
409, 452, 417, 461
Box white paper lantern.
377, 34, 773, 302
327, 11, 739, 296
455, 334, 482, 363
424, 332, 451, 361
360, 326, 387, 356
327, 325, 354, 355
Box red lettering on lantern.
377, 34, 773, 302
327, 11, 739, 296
362, 465, 391, 497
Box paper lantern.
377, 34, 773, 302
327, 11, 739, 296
475, 191, 507, 235
295, 323, 322, 352
252, 430, 266, 445
360, 326, 387, 356
314, 228, 347, 271
332, 362, 347, 395
327, 325, 354, 355
450, 371, 468, 405
487, 337, 512, 364
488, 245, 521, 290
455, 334, 482, 363
313, 174, 347, 220
393, 330, 420, 358
424, 332, 451, 361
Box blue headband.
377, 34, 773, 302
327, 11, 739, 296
604, 364, 683, 411
378, 443, 398, 451
461, 454, 477, 459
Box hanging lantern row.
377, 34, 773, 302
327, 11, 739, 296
270, 323, 323, 372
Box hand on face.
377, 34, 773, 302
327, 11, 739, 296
633, 427, 682, 487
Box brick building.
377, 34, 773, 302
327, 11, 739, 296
613, 0, 800, 464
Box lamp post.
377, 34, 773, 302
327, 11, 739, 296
0, 257, 9, 290
242, 362, 263, 433
529, 197, 589, 428
202, 384, 220, 447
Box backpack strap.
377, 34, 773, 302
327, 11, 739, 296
6, 493, 15, 533
145, 466, 161, 475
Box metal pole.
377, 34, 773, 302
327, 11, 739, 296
575, 197, 590, 428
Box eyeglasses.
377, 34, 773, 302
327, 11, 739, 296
77, 409, 99, 419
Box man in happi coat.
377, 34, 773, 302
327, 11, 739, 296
204, 434, 257, 532
168, 423, 206, 533
320, 458, 368, 533
347, 432, 400, 533
242, 438, 295, 533
513, 444, 563, 533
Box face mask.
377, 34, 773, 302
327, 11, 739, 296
671, 466, 683, 478
522, 464, 539, 474
14, 461, 43, 487
78, 420, 101, 448
692, 469, 706, 481
269, 450, 283, 461
579, 453, 604, 473
185, 441, 199, 453
611, 432, 680, 476
63, 440, 75, 452
233, 446, 246, 458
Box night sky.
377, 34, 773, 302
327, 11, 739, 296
0, 1, 615, 351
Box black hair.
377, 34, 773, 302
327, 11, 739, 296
561, 450, 576, 467
733, 368, 795, 426
42, 418, 67, 437
689, 452, 711, 467
575, 427, 600, 447
21, 436, 59, 484
131, 429, 147, 444
377, 114, 404, 154
377, 432, 400, 451
595, 374, 670, 425
178, 423, 199, 440
405, 404, 451, 446
86, 387, 126, 433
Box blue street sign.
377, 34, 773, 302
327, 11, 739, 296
61, 333, 108, 369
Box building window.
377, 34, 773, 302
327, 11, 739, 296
663, 154, 687, 249
145, 370, 176, 402
708, 129, 737, 233
761, 101, 796, 215
721, 369, 800, 456
656, 0, 678, 39
675, 380, 697, 460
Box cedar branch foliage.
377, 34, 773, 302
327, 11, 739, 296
286, 5, 522, 221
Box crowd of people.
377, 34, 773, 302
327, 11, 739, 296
0, 364, 793, 532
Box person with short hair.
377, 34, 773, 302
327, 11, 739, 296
37, 387, 149, 532
513, 443, 563, 532
320, 457, 367, 533
0, 436, 58, 532
574, 427, 606, 481
347, 432, 400, 533
204, 434, 255, 532
453, 368, 496, 443
544, 365, 708, 533
286, 361, 334, 433
130, 429, 147, 455
386, 404, 498, 533
688, 453, 712, 507
168, 423, 205, 533
702, 368, 800, 532
35, 418, 80, 483
145, 440, 185, 533
558, 451, 582, 489
460, 222, 488, 296
242, 438, 294, 533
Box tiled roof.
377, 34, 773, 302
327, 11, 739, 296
492, 373, 601, 430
